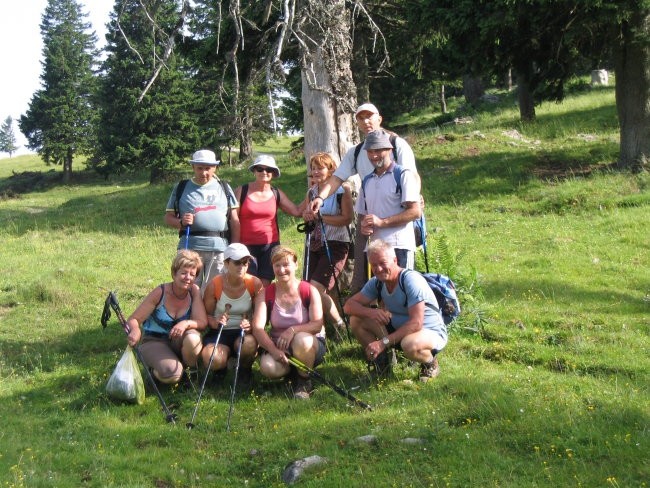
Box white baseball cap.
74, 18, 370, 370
355, 103, 380, 117
223, 243, 254, 261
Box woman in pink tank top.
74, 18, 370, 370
251, 246, 326, 399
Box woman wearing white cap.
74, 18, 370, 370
202, 243, 263, 386
234, 155, 302, 286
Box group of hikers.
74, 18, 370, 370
124, 103, 449, 400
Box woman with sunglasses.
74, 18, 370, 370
234, 155, 302, 286
202, 243, 264, 386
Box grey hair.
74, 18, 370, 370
367, 239, 396, 260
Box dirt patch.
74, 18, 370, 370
531, 157, 616, 181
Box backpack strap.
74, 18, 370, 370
239, 183, 249, 205
212, 275, 224, 301
173, 179, 189, 218
243, 274, 257, 298
353, 142, 363, 174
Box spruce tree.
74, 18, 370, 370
94, 0, 202, 182
19, 0, 97, 182
0, 116, 19, 157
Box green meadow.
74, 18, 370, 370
0, 82, 647, 487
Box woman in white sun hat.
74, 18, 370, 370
234, 155, 302, 286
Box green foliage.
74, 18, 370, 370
18, 0, 97, 180
0, 116, 19, 156
93, 0, 202, 181
1, 85, 648, 487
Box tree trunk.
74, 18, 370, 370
440, 84, 447, 114
352, 33, 370, 105
239, 105, 253, 161
463, 75, 484, 107
63, 148, 73, 184
615, 9, 650, 171
299, 0, 357, 164
516, 72, 536, 121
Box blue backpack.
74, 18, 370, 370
377, 269, 461, 324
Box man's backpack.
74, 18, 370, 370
239, 183, 281, 237
173, 178, 236, 241
264, 280, 311, 324
376, 270, 460, 324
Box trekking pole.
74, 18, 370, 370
184, 224, 191, 250
286, 354, 372, 411
186, 318, 225, 430
226, 316, 247, 432
101, 291, 178, 424
420, 213, 429, 273
316, 212, 352, 343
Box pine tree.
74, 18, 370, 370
93, 0, 202, 182
0, 116, 19, 157
18, 0, 97, 182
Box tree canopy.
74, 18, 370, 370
19, 0, 97, 182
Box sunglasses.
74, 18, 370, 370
231, 258, 250, 266
254, 166, 274, 173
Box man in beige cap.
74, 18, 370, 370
308, 103, 419, 294
165, 149, 240, 291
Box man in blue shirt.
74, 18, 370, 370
344, 239, 447, 382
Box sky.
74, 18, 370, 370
0, 0, 114, 157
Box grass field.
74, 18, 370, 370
0, 82, 648, 487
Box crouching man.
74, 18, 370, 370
343, 239, 447, 382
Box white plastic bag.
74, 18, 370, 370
106, 346, 145, 405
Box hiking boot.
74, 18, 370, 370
292, 376, 312, 400
419, 357, 440, 382
368, 349, 396, 378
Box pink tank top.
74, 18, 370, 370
270, 299, 309, 341
239, 194, 279, 245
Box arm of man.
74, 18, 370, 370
366, 201, 421, 230
321, 185, 354, 227
308, 174, 345, 214
343, 290, 392, 326
385, 301, 424, 347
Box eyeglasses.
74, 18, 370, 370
232, 258, 250, 266
254, 167, 273, 173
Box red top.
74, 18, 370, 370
239, 194, 279, 244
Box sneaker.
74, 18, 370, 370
292, 376, 312, 400
419, 357, 440, 382
368, 349, 396, 378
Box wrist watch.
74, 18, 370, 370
382, 336, 390, 347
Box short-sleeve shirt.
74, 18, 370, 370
360, 270, 447, 342
355, 163, 420, 250
166, 177, 237, 252
334, 133, 417, 182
